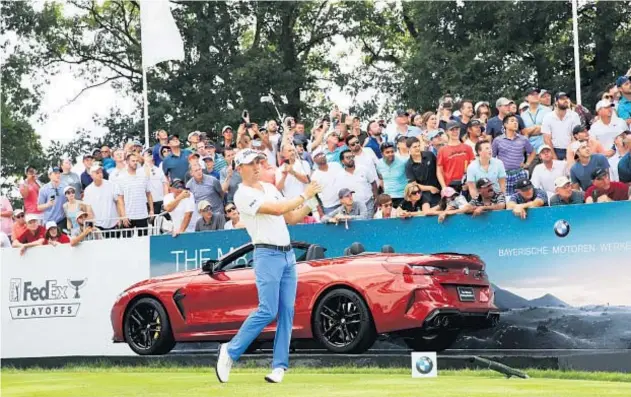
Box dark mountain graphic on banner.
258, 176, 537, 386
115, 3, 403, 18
491, 284, 569, 310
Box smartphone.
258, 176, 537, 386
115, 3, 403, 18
50, 195, 56, 201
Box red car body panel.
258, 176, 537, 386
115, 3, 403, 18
111, 250, 497, 344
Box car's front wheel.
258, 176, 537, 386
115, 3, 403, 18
312, 288, 376, 354
124, 297, 175, 355
404, 330, 459, 352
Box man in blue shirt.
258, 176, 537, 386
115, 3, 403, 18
37, 167, 68, 228
570, 143, 610, 191
364, 121, 387, 159
507, 178, 548, 219
376, 142, 407, 207
486, 97, 526, 139
152, 129, 169, 167
616, 76, 631, 128
521, 88, 551, 152
161, 135, 192, 182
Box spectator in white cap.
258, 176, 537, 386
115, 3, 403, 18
63, 185, 92, 237
590, 99, 627, 155
195, 200, 226, 232
549, 176, 584, 206
142, 148, 168, 217
321, 188, 368, 223
539, 89, 553, 109
82, 164, 124, 238
43, 221, 70, 246
12, 214, 46, 255
223, 202, 244, 230
187, 131, 202, 152
70, 211, 101, 246
60, 158, 82, 198
37, 166, 68, 228
80, 153, 109, 189
530, 144, 568, 197
11, 209, 26, 243
163, 178, 197, 237
217, 125, 235, 155
518, 101, 529, 116
474, 101, 491, 124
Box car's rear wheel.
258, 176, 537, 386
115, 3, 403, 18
124, 297, 175, 355
313, 288, 376, 354
404, 330, 459, 352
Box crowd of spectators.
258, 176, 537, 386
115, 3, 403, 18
2, 74, 631, 252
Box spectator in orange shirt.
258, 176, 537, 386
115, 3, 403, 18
437, 120, 475, 190
11, 209, 27, 242
566, 125, 605, 168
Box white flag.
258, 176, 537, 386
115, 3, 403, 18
140, 0, 185, 68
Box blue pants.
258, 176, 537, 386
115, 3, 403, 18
227, 248, 297, 369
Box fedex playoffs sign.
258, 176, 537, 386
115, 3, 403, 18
8, 278, 87, 319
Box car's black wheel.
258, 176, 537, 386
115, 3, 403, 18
124, 297, 175, 355
313, 288, 376, 354
404, 330, 459, 352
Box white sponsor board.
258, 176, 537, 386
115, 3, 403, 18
411, 352, 438, 378
1, 237, 150, 358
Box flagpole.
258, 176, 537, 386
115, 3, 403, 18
571, 0, 582, 105
142, 66, 150, 148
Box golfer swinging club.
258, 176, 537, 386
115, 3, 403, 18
216, 148, 322, 384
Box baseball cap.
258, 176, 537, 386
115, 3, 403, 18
312, 148, 325, 158
25, 214, 39, 223
495, 97, 513, 107
168, 135, 180, 142
170, 179, 186, 189
338, 188, 355, 199
76, 211, 88, 219
48, 166, 61, 174
554, 176, 572, 189
82, 154, 94, 161
555, 92, 569, 101
91, 148, 101, 156
537, 144, 553, 154
63, 185, 75, 194
234, 149, 265, 167
45, 221, 58, 231
445, 120, 460, 131
595, 99, 615, 112
441, 187, 457, 198
13, 209, 25, 217
142, 148, 152, 156
515, 178, 533, 191
526, 87, 540, 95
572, 125, 587, 135
467, 119, 483, 128
89, 164, 103, 173
197, 200, 212, 212
591, 168, 608, 180
395, 109, 409, 118
202, 155, 214, 162
427, 129, 444, 140
222, 125, 233, 133
539, 89, 550, 97
616, 75, 630, 88
475, 177, 493, 190
131, 140, 143, 146
188, 153, 200, 160
188, 131, 202, 140
519, 101, 529, 111
380, 141, 395, 152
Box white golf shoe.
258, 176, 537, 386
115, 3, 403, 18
215, 343, 233, 383
264, 368, 285, 383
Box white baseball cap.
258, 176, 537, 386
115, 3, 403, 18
234, 149, 265, 167
45, 221, 58, 231
595, 99, 615, 112
89, 164, 103, 173
25, 214, 39, 223
537, 144, 553, 154
554, 176, 572, 189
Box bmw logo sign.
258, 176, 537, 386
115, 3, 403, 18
553, 219, 571, 238
415, 356, 434, 375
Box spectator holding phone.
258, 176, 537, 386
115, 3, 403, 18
70, 211, 101, 246
163, 179, 197, 237
220, 148, 242, 203
37, 166, 68, 229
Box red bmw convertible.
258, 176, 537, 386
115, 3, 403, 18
111, 241, 499, 355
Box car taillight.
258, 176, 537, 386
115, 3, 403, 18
382, 263, 443, 275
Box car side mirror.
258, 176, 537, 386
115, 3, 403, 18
203, 259, 219, 273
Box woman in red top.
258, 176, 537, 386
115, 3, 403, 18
43, 221, 70, 246
19, 166, 42, 214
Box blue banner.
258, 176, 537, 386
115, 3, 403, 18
150, 202, 631, 349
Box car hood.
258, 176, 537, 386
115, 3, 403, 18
123, 269, 200, 292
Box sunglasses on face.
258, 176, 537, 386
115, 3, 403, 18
226, 207, 236, 213
349, 141, 359, 147
411, 190, 421, 195
65, 190, 75, 195
16, 214, 24, 219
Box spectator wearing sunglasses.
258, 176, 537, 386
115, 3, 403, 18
373, 194, 398, 219
63, 185, 92, 237
397, 182, 430, 217
463, 178, 507, 216
37, 167, 68, 228
223, 203, 244, 230
11, 209, 27, 242
195, 200, 226, 232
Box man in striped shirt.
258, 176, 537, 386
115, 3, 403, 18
117, 153, 154, 237
492, 113, 536, 195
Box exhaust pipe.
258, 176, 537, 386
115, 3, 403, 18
441, 316, 450, 327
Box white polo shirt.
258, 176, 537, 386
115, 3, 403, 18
163, 193, 197, 233
353, 147, 379, 183
234, 182, 290, 246
83, 180, 120, 229
541, 110, 581, 149
530, 160, 567, 195
311, 162, 345, 208
338, 165, 374, 204
589, 118, 626, 152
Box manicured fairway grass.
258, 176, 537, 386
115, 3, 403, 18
2, 367, 630, 397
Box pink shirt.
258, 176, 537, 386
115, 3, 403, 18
0, 197, 13, 235
21, 180, 41, 214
